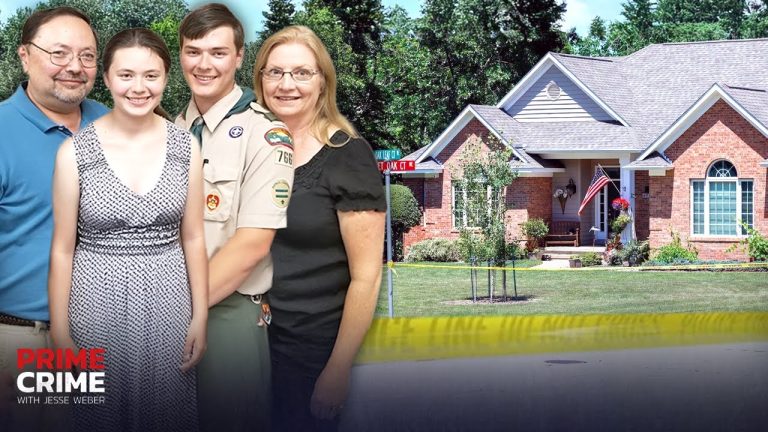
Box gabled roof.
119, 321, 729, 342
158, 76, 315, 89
639, 83, 768, 160
415, 105, 530, 164
413, 38, 768, 170
557, 39, 768, 148
496, 53, 630, 126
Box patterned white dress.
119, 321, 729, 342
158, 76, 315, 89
68, 121, 198, 431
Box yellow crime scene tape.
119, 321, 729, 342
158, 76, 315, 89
357, 312, 768, 363
390, 261, 768, 272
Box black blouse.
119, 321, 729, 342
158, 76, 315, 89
269, 130, 386, 372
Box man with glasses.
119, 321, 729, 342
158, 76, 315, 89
0, 7, 107, 430
175, 4, 293, 431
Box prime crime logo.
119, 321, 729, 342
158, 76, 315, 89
16, 348, 106, 405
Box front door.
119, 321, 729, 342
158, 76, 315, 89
594, 167, 621, 242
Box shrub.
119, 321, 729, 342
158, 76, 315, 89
390, 184, 422, 260
405, 238, 461, 262
617, 240, 650, 266
652, 231, 698, 263
521, 218, 549, 251
506, 242, 526, 260
576, 252, 603, 267
390, 184, 421, 230
725, 223, 768, 262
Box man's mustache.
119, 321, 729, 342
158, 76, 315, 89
54, 74, 88, 83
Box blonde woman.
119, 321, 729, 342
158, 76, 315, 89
254, 25, 386, 431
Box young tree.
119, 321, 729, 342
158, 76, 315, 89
452, 134, 518, 300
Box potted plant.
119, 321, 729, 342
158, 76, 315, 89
568, 255, 582, 268
521, 218, 549, 255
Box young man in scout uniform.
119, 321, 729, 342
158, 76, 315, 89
176, 4, 293, 431
0, 7, 108, 431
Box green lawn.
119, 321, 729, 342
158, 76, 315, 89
375, 261, 768, 317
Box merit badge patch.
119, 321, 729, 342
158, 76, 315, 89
229, 126, 244, 138
275, 148, 293, 167
206, 193, 221, 211
264, 127, 293, 149
271, 180, 291, 208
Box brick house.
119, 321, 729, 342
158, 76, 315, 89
400, 39, 768, 260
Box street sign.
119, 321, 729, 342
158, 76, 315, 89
374, 149, 402, 161
377, 160, 415, 172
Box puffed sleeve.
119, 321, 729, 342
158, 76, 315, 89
329, 136, 387, 212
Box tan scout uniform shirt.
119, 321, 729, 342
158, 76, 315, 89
176, 85, 294, 295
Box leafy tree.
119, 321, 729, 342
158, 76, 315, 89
375, 6, 439, 153
259, 0, 295, 43
0, 0, 189, 114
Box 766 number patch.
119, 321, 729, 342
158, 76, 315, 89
275, 148, 293, 167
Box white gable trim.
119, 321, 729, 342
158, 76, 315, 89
640, 84, 768, 160
760, 160, 768, 168
415, 106, 528, 164
495, 54, 629, 127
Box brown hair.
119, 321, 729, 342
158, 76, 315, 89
21, 6, 97, 45
179, 3, 244, 51
102, 28, 172, 120
253, 25, 357, 145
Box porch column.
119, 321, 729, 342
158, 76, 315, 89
619, 154, 635, 242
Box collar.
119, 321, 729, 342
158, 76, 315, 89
183, 85, 243, 132
8, 82, 100, 134
10, 82, 62, 133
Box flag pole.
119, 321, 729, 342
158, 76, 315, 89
597, 163, 622, 195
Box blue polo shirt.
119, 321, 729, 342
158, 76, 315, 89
0, 83, 108, 321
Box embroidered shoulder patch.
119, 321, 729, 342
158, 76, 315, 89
271, 180, 291, 208
264, 127, 293, 149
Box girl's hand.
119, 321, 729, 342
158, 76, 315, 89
181, 316, 207, 371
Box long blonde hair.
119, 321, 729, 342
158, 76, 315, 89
253, 25, 357, 145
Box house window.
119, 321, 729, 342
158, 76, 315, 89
691, 160, 753, 236
452, 181, 498, 228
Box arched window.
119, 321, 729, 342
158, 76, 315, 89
707, 160, 737, 178
691, 160, 753, 236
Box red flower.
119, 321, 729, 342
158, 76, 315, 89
611, 197, 630, 211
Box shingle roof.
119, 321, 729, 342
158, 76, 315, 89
470, 105, 640, 151
722, 85, 768, 128
552, 39, 768, 149
627, 152, 673, 169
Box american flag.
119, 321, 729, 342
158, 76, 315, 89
578, 166, 611, 216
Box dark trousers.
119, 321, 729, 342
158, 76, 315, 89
271, 359, 340, 432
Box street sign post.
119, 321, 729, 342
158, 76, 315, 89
378, 157, 416, 318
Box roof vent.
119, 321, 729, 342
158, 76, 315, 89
546, 81, 561, 100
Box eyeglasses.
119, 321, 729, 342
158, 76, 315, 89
261, 68, 319, 82
28, 42, 98, 68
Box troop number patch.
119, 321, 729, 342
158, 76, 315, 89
275, 148, 293, 167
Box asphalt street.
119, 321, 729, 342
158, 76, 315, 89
340, 342, 768, 431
